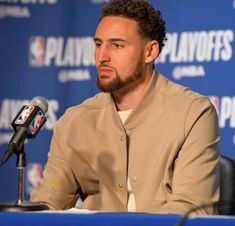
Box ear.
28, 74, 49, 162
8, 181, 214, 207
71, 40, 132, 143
144, 40, 159, 64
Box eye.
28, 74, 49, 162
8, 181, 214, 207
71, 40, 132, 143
94, 42, 102, 48
112, 43, 124, 49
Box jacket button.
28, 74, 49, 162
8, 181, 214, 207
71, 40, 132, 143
118, 183, 124, 188
120, 136, 124, 141
132, 176, 138, 183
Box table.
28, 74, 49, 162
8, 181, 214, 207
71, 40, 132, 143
0, 211, 235, 226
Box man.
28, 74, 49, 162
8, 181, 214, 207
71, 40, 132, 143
31, 0, 220, 214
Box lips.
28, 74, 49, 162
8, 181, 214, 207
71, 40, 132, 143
98, 67, 114, 78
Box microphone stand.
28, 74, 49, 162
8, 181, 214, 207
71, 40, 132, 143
0, 145, 48, 211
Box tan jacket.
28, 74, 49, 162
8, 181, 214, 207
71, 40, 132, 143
31, 73, 220, 214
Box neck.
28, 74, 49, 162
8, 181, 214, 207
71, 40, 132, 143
112, 69, 153, 111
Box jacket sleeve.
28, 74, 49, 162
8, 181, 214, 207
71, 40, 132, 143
30, 118, 80, 210
158, 97, 220, 215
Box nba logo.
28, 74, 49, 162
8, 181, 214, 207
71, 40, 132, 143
28, 111, 45, 135
29, 36, 45, 67
15, 105, 35, 125
26, 163, 43, 194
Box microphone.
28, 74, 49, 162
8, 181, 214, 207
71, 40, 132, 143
0, 96, 48, 166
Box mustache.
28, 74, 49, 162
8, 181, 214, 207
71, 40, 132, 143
97, 64, 116, 70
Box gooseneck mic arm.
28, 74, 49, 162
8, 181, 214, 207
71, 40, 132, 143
0, 128, 28, 166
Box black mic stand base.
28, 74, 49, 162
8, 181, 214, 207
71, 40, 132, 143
0, 201, 48, 212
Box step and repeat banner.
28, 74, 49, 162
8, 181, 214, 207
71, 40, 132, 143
0, 0, 234, 202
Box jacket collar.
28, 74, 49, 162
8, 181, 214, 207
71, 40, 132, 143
105, 71, 162, 130
124, 71, 161, 129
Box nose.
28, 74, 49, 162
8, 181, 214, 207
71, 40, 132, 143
95, 44, 111, 64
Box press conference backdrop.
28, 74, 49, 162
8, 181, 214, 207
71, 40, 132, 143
0, 0, 234, 202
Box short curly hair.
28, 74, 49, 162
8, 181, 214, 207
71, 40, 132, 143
100, 0, 167, 53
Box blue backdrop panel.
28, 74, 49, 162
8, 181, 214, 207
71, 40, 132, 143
0, 0, 234, 203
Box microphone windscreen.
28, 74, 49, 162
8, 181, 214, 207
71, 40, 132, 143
30, 96, 48, 113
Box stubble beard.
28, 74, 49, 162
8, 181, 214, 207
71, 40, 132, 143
96, 59, 144, 93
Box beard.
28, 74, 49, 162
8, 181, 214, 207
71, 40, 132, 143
96, 59, 144, 93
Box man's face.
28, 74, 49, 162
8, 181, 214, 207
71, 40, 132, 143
94, 16, 147, 93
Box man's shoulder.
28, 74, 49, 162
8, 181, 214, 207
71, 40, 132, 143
52, 93, 112, 138
156, 73, 215, 113
60, 92, 111, 121
65, 93, 111, 114
158, 73, 206, 102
